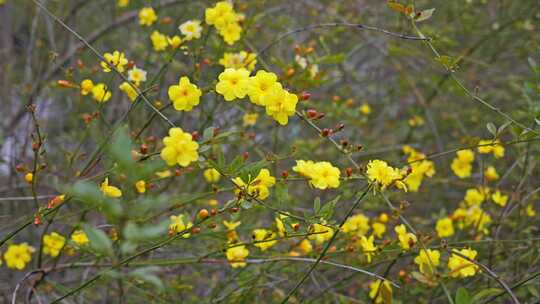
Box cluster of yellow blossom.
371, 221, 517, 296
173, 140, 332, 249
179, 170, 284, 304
150, 31, 182, 52
160, 127, 199, 167
139, 7, 157, 26
205, 1, 243, 45
169, 214, 193, 237
219, 51, 257, 71
394, 224, 417, 250
308, 221, 334, 245
477, 139, 505, 158
453, 205, 492, 234
3, 243, 35, 270
233, 168, 276, 200
43, 232, 66, 257
168, 76, 201, 112
80, 79, 112, 103
366, 159, 404, 190
343, 213, 388, 241
402, 145, 435, 192
119, 66, 147, 102
252, 229, 277, 251
292, 160, 341, 190
451, 149, 475, 178
100, 178, 122, 198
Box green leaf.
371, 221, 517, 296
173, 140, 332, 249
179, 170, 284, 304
472, 288, 502, 302
319, 196, 340, 220
109, 125, 135, 169
415, 8, 435, 22
69, 181, 122, 217
313, 197, 321, 214
130, 267, 164, 291
83, 224, 113, 256
315, 54, 345, 65
274, 182, 289, 206
455, 287, 472, 304
486, 122, 497, 137
202, 127, 215, 142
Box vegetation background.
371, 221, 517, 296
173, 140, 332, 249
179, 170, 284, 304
0, 0, 539, 303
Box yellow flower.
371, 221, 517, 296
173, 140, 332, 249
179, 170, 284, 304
100, 50, 128, 73
478, 139, 504, 158
205, 1, 236, 28
168, 76, 202, 111
219, 51, 257, 71
451, 149, 475, 179
464, 188, 485, 206
219, 21, 242, 45
135, 180, 146, 193
292, 160, 340, 189
169, 214, 193, 237
262, 87, 298, 125
366, 159, 402, 189
233, 168, 276, 200
448, 248, 479, 278
252, 229, 277, 251
308, 222, 334, 245
275, 214, 293, 237
242, 113, 258, 127
491, 190, 508, 207
119, 82, 138, 101
155, 170, 172, 178
150, 30, 168, 52
80, 79, 94, 95
91, 83, 112, 103
369, 280, 393, 304
3, 243, 35, 270
223, 220, 241, 231
43, 232, 66, 257
117, 0, 129, 8
100, 178, 122, 198
160, 127, 199, 167
203, 168, 221, 183
139, 7, 157, 26
167, 35, 182, 49
71, 230, 89, 246
342, 213, 370, 237
359, 103, 371, 115
127, 66, 147, 86
297, 239, 313, 255
484, 166, 499, 181
414, 249, 440, 275
359, 235, 377, 263
216, 68, 250, 101
526, 204, 536, 217
394, 224, 417, 250
402, 146, 435, 192
408, 115, 425, 127
226, 245, 249, 268
248, 70, 281, 106
435, 217, 454, 238
453, 206, 492, 234
179, 20, 202, 40
24, 172, 33, 184
372, 222, 386, 239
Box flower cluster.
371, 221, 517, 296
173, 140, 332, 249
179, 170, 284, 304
219, 51, 257, 71
451, 149, 475, 178
366, 159, 403, 190
233, 168, 276, 200
477, 139, 505, 158
205, 1, 243, 45
402, 145, 435, 192
292, 160, 341, 189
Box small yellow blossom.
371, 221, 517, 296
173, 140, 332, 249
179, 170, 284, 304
219, 21, 242, 45
139, 7, 157, 26
117, 0, 129, 8
167, 35, 182, 49
220, 51, 257, 71
100, 178, 122, 198
297, 239, 313, 255
464, 188, 486, 206
247, 70, 281, 105
3, 243, 35, 270
203, 168, 221, 183
484, 166, 499, 181
101, 51, 128, 73
366, 159, 402, 189
478, 139, 505, 158
169, 214, 193, 237
135, 180, 146, 193
252, 229, 277, 251
395, 224, 417, 250
160, 127, 199, 167
414, 249, 440, 275
292, 160, 340, 189
91, 83, 112, 103
150, 30, 168, 52
451, 149, 475, 179
205, 1, 236, 28
43, 232, 66, 257
168, 76, 202, 111
408, 115, 425, 127
179, 20, 202, 40
359, 235, 377, 263
448, 248, 479, 278
262, 87, 298, 125
80, 79, 94, 95
342, 213, 370, 237
242, 113, 258, 127
360, 103, 371, 115
127, 66, 147, 86
233, 169, 276, 200
71, 230, 89, 246
372, 222, 386, 239
435, 217, 454, 238
223, 220, 241, 231
308, 222, 334, 245
216, 68, 250, 101
369, 280, 393, 304
526, 204, 536, 217
119, 82, 138, 101
226, 245, 249, 268
491, 190, 508, 207
24, 172, 33, 184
